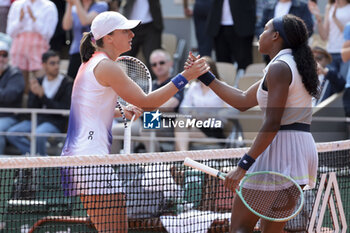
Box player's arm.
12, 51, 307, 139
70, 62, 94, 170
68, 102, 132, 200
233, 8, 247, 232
246, 61, 291, 159
341, 40, 350, 62
94, 59, 209, 110
62, 1, 73, 30
318, 4, 330, 41
208, 79, 260, 111
183, 0, 192, 17
71, 0, 99, 26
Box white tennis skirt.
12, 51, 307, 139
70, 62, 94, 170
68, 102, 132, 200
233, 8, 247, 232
247, 130, 318, 188
61, 165, 125, 196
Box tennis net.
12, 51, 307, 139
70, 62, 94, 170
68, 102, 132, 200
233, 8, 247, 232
0, 140, 349, 233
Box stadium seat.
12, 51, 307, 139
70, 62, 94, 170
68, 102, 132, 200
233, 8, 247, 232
237, 106, 263, 146
216, 62, 237, 86
245, 62, 265, 76
237, 74, 263, 91
162, 33, 177, 58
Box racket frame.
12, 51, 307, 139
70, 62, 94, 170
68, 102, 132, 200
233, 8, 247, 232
236, 171, 304, 222
183, 158, 304, 222
116, 56, 152, 154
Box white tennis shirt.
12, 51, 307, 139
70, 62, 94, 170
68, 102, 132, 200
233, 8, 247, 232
62, 52, 118, 156
257, 49, 312, 125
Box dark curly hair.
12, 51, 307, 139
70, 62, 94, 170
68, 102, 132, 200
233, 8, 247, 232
281, 14, 319, 98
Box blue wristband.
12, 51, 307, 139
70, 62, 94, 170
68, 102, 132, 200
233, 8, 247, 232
198, 71, 215, 86
171, 74, 188, 90
238, 153, 255, 170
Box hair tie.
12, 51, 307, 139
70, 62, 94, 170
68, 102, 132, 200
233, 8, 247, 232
273, 16, 291, 48
89, 31, 96, 43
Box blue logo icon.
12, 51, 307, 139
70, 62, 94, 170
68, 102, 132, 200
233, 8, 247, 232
143, 110, 162, 129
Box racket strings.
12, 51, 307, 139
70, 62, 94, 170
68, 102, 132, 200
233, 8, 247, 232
117, 59, 151, 106
240, 173, 302, 219
115, 57, 151, 130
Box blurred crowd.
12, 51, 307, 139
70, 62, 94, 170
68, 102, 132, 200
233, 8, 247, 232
0, 0, 349, 155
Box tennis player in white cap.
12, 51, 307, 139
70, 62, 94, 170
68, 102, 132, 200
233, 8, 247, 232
61, 11, 209, 232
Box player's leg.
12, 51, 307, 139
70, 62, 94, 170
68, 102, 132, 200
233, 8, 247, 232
81, 193, 127, 233
174, 128, 190, 151
260, 184, 306, 233
230, 195, 259, 233
260, 220, 286, 233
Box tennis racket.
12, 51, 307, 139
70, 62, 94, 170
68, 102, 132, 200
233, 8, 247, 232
116, 56, 152, 154
184, 157, 304, 222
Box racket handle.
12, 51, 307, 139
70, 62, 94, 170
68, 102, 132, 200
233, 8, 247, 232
123, 114, 136, 154
130, 114, 136, 123
184, 158, 226, 180
217, 171, 227, 180
123, 129, 131, 154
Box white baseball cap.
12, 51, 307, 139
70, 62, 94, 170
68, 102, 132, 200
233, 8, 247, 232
91, 11, 141, 41
0, 41, 9, 52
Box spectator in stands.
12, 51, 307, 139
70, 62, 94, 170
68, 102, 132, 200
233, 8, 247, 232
0, 40, 25, 155
0, 32, 11, 47
175, 56, 228, 151
0, 0, 11, 33
6, 0, 58, 93
111, 49, 184, 153
312, 46, 345, 105
62, 0, 108, 79
206, 0, 256, 73
256, 0, 313, 64
255, 0, 274, 25
342, 22, 350, 136
342, 23, 350, 66
183, 0, 213, 57
103, 0, 120, 11
147, 49, 185, 150
150, 49, 184, 112
6, 50, 73, 156
120, 0, 163, 71
308, 0, 350, 75
49, 0, 67, 54
256, 0, 313, 39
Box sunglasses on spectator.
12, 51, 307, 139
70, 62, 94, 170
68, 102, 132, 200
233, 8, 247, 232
314, 55, 325, 62
47, 61, 60, 66
0, 52, 8, 58
151, 60, 166, 67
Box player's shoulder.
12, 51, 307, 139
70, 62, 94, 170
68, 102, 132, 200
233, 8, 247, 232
11, 0, 25, 6
269, 60, 291, 74
267, 61, 292, 85
95, 57, 123, 77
